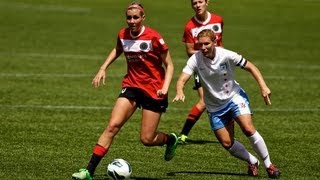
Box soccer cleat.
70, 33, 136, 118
247, 161, 259, 177
164, 133, 178, 161
72, 169, 92, 180
178, 134, 188, 144
266, 164, 281, 178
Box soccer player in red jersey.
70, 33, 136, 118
72, 2, 177, 180
178, 0, 224, 143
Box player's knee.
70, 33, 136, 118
241, 127, 256, 137
221, 140, 233, 149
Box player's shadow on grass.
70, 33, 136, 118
167, 171, 248, 177
93, 174, 169, 180
181, 139, 219, 145
130, 177, 169, 180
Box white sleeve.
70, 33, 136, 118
228, 50, 247, 68
182, 54, 197, 75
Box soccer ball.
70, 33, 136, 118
107, 158, 132, 180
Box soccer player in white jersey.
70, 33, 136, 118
173, 29, 281, 178
179, 0, 224, 144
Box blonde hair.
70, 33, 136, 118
191, 0, 208, 3
127, 2, 145, 16
191, 0, 209, 5
197, 29, 216, 42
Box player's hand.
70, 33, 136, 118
157, 89, 168, 97
264, 94, 271, 105
172, 94, 185, 102
92, 69, 106, 88
261, 87, 271, 105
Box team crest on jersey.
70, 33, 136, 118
212, 25, 220, 32
139, 42, 149, 51
220, 63, 228, 70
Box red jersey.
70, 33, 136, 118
182, 12, 223, 49
117, 26, 168, 100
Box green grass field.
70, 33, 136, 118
1, 0, 320, 179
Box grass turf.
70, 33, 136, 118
0, 0, 320, 179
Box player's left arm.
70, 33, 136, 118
244, 61, 272, 105
158, 50, 174, 97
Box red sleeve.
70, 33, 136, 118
182, 24, 193, 43
151, 30, 168, 53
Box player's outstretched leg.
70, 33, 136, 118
248, 131, 281, 178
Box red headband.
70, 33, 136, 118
127, 4, 144, 14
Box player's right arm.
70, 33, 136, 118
92, 38, 123, 88
173, 54, 197, 102
173, 72, 192, 102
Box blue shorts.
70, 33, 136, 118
208, 89, 252, 131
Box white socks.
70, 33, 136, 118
228, 140, 259, 164
248, 131, 272, 168
228, 131, 272, 168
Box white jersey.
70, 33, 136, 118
183, 47, 247, 112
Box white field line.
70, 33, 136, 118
1, 52, 320, 70
0, 104, 318, 112
264, 76, 320, 80
0, 52, 102, 60
0, 2, 91, 13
